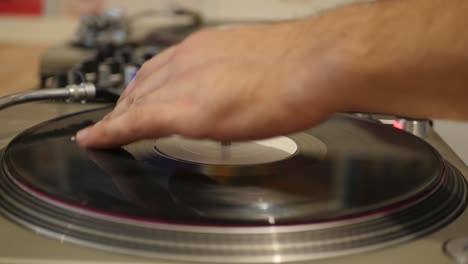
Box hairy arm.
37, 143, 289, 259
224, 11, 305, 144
312, 0, 468, 119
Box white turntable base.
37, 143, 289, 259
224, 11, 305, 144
0, 103, 466, 264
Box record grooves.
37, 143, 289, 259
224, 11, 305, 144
0, 108, 466, 263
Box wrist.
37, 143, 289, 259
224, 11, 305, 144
286, 9, 375, 115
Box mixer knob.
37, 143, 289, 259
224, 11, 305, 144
104, 59, 123, 74
116, 46, 134, 64
95, 44, 117, 62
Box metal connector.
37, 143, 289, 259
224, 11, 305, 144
0, 83, 97, 111
66, 83, 96, 101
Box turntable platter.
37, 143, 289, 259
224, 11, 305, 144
0, 107, 465, 263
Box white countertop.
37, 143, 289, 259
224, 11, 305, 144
434, 121, 468, 166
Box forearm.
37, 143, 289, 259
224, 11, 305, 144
299, 0, 468, 119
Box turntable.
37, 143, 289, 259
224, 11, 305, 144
1, 6, 468, 264
0, 98, 467, 264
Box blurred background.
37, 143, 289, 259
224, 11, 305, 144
0, 0, 466, 164
0, 0, 362, 44
0, 0, 360, 94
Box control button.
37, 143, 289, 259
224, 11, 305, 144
444, 237, 468, 263
97, 63, 112, 88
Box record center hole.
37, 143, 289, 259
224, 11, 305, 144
154, 136, 298, 165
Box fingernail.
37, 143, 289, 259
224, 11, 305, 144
76, 128, 90, 144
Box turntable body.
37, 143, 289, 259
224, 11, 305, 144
0, 102, 466, 264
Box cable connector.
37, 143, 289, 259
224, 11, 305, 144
67, 83, 96, 101
0, 83, 97, 111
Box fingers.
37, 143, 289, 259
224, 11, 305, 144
77, 47, 187, 149
118, 45, 178, 104
76, 104, 178, 148
76, 76, 193, 148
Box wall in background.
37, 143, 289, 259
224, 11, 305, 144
0, 0, 42, 15
0, 0, 371, 44
2, 0, 371, 19
98, 0, 368, 20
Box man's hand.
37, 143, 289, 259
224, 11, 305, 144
76, 21, 351, 148
77, 0, 468, 148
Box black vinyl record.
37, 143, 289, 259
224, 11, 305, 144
2, 107, 444, 225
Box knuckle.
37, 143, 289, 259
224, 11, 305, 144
132, 94, 147, 106
120, 95, 136, 108
126, 95, 136, 106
